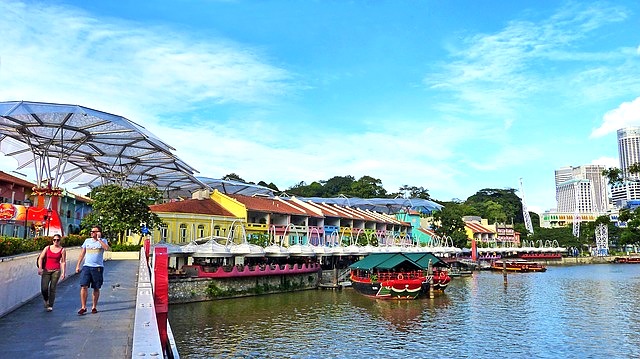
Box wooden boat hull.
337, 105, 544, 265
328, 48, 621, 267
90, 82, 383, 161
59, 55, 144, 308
351, 278, 429, 300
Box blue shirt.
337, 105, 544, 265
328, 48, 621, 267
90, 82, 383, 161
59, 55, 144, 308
82, 238, 108, 267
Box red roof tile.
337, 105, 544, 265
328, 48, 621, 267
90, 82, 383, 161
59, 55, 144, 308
150, 198, 235, 217
418, 227, 438, 237
228, 194, 307, 215
465, 222, 494, 234
0, 171, 36, 187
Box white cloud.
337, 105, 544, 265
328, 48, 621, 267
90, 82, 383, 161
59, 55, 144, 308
427, 2, 636, 123
591, 97, 640, 138
590, 156, 618, 168
0, 1, 295, 119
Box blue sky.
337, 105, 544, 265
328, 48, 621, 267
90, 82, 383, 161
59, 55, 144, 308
1, 0, 640, 214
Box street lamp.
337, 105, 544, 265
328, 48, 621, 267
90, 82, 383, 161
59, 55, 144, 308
23, 199, 31, 239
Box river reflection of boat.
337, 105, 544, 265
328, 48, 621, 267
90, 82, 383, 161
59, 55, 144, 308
346, 290, 452, 331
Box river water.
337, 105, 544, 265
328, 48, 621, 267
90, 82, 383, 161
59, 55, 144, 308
169, 264, 640, 358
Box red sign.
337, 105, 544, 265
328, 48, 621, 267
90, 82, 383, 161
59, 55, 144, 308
0, 204, 16, 220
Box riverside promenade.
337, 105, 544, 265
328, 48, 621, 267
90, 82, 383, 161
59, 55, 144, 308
0, 259, 138, 358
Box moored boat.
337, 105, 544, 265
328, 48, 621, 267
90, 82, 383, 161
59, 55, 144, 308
349, 252, 450, 300
614, 256, 640, 263
518, 252, 562, 260
490, 258, 546, 272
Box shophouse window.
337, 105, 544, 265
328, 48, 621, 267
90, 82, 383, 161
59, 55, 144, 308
197, 224, 205, 238
179, 224, 187, 242
160, 225, 168, 242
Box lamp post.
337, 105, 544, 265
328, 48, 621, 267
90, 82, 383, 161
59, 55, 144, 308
23, 199, 31, 239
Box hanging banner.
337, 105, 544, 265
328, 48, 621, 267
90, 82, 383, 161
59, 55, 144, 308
0, 204, 63, 236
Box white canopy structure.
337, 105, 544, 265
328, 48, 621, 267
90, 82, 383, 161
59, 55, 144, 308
0, 101, 207, 194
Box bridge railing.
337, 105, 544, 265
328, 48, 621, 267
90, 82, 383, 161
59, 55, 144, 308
131, 247, 179, 358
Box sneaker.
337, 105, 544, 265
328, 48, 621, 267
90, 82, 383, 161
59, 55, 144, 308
91, 308, 98, 314
77, 308, 87, 315
46, 307, 53, 312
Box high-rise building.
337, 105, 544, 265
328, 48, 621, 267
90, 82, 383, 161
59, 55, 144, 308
612, 127, 640, 207
618, 127, 640, 180
555, 165, 607, 213
554, 166, 573, 187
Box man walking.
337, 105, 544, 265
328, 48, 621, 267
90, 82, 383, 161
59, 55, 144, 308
76, 225, 110, 315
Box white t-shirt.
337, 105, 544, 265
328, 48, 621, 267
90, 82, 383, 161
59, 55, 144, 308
82, 238, 108, 267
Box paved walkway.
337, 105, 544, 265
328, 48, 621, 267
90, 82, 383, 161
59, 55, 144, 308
0, 260, 138, 358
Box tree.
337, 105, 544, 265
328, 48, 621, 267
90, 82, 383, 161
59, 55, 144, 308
257, 181, 280, 192
465, 188, 523, 223
528, 227, 580, 249
395, 185, 431, 199
222, 173, 245, 182
321, 175, 356, 197
287, 181, 324, 197
350, 176, 387, 198
431, 202, 468, 248
480, 200, 507, 224
82, 184, 164, 244
603, 165, 640, 250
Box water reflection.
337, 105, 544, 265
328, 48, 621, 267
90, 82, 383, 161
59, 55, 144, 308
169, 265, 640, 359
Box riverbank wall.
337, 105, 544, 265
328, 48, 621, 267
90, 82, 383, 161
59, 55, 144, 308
547, 256, 614, 266
169, 272, 320, 303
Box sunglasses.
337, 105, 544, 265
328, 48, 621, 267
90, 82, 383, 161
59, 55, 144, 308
91, 230, 100, 233
53, 238, 61, 242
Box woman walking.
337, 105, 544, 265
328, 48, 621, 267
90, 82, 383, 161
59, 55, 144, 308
38, 234, 66, 312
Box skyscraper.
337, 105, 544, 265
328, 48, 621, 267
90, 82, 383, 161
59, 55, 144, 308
611, 127, 640, 207
555, 165, 607, 213
618, 127, 640, 180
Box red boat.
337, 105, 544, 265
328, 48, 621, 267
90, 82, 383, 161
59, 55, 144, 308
349, 253, 451, 300
490, 259, 547, 272
614, 257, 640, 263
518, 252, 562, 260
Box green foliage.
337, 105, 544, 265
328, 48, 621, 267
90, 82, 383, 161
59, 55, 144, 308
257, 181, 280, 192
81, 184, 164, 244
322, 176, 356, 196
222, 173, 245, 182
0, 234, 85, 257
285, 175, 418, 199
110, 243, 143, 252
394, 185, 431, 200
465, 188, 523, 224
603, 165, 640, 248
205, 283, 237, 298
602, 167, 623, 186
431, 202, 467, 247
528, 227, 582, 249
350, 176, 388, 198
248, 233, 269, 247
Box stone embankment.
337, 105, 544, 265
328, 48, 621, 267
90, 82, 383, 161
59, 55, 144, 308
548, 256, 614, 266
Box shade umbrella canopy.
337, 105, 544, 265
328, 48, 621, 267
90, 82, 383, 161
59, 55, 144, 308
297, 196, 442, 214
197, 177, 275, 196
0, 101, 207, 193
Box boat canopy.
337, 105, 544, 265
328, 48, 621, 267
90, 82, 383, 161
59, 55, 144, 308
349, 253, 448, 271
404, 253, 449, 268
